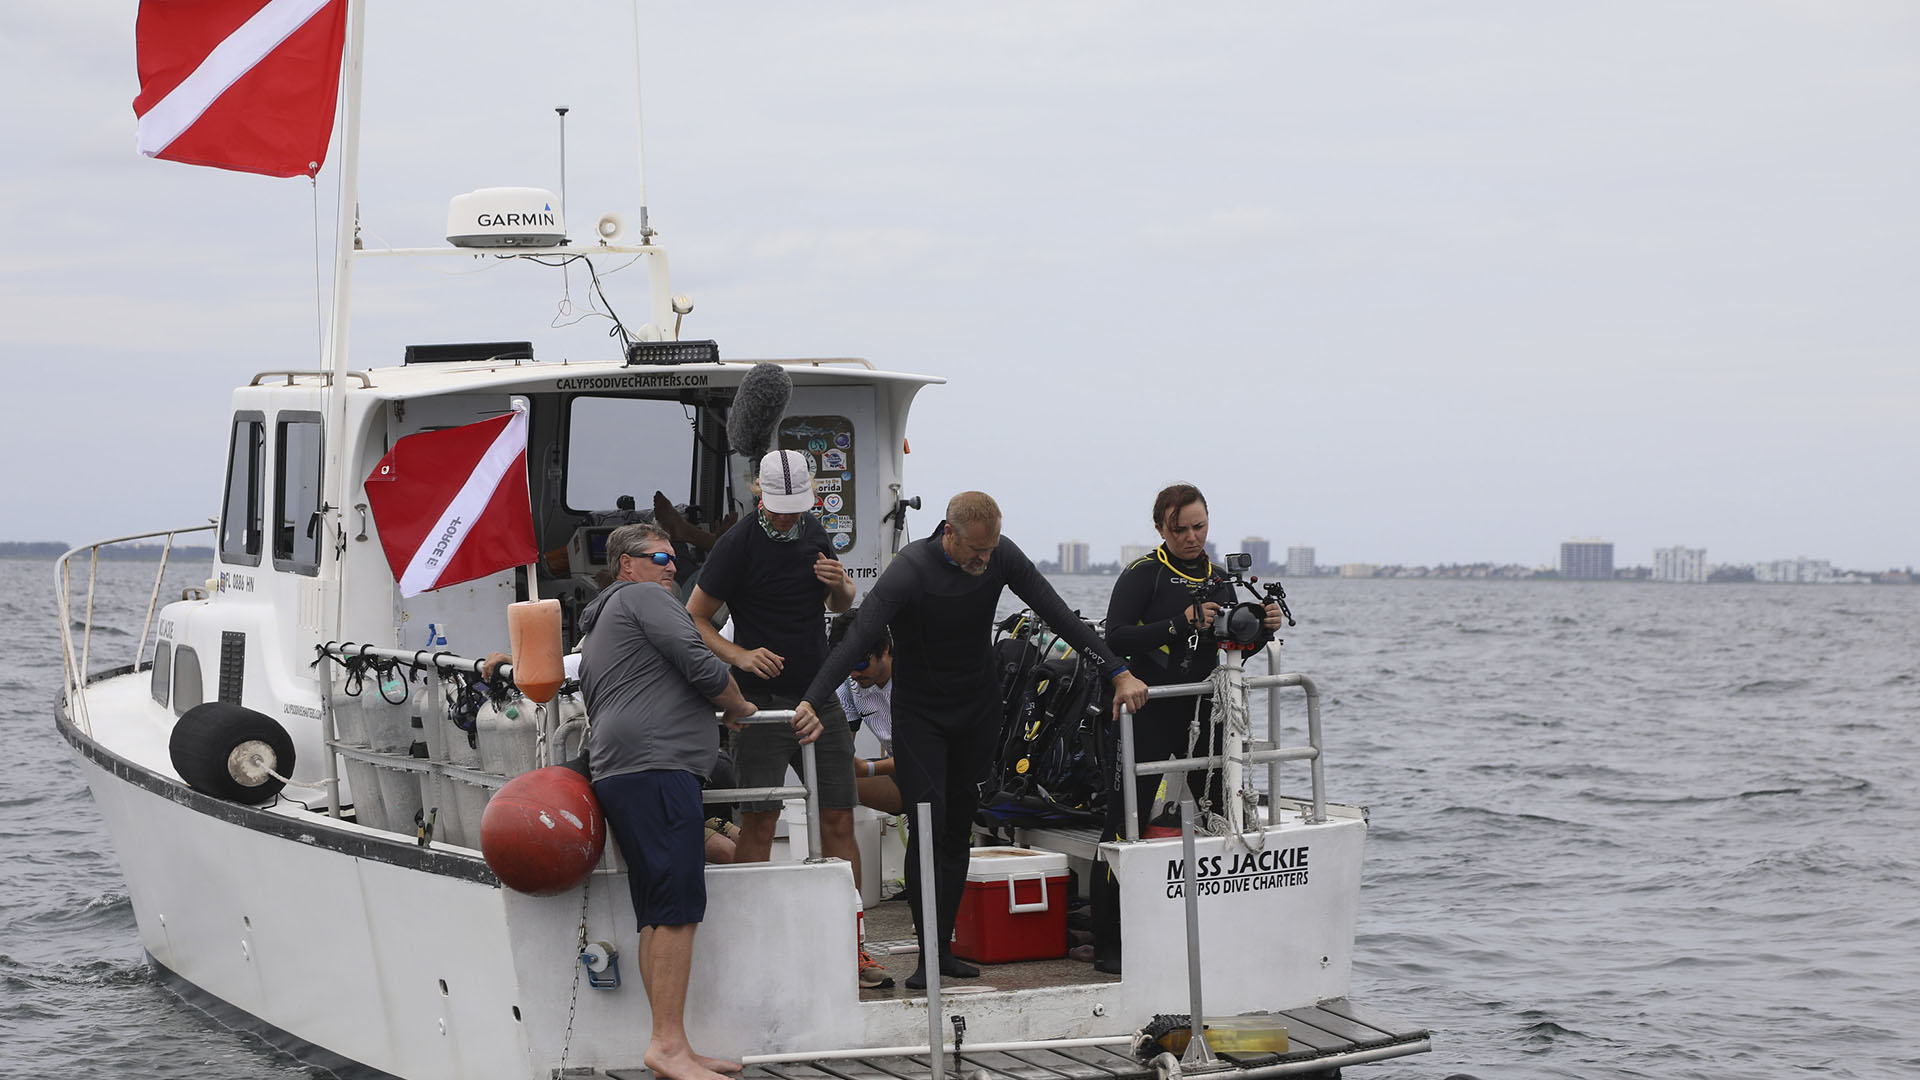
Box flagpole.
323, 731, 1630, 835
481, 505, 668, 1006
322, 0, 367, 626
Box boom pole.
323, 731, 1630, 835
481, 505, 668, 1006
322, 0, 368, 624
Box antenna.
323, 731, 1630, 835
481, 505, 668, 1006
628, 2, 654, 241
555, 106, 569, 241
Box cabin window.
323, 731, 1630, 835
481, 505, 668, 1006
150, 640, 172, 706
273, 412, 325, 574
220, 412, 266, 566
564, 396, 698, 512
171, 645, 203, 717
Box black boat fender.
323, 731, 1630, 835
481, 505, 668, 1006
168, 702, 297, 804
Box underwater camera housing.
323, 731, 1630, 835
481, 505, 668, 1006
1205, 552, 1296, 651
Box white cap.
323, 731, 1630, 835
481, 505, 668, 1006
758, 449, 815, 513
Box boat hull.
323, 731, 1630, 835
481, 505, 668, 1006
64, 700, 533, 1080
60, 669, 1389, 1079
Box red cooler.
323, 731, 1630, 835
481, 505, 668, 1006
952, 846, 1069, 963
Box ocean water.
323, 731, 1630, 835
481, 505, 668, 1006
6, 557, 1917, 1079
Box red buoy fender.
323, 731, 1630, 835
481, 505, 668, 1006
479, 766, 606, 896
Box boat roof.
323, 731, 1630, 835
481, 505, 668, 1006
317, 356, 945, 401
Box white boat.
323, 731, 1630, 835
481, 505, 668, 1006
53, 3, 1429, 1078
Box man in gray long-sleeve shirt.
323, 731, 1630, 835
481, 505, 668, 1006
580, 523, 754, 1080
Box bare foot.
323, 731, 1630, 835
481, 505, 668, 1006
654, 492, 722, 552
644, 1045, 735, 1080
696, 1052, 744, 1074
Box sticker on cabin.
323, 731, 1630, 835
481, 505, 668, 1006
1163, 845, 1309, 899
779, 416, 856, 553
833, 533, 852, 551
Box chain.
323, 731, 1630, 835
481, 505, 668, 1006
555, 875, 593, 1077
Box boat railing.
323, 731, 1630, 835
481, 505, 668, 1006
1115, 647, 1327, 839
314, 643, 823, 859
53, 525, 215, 738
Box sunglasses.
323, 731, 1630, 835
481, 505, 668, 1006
852, 658, 872, 672
627, 551, 676, 567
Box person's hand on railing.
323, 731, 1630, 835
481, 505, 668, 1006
719, 697, 757, 731
1111, 670, 1149, 718
790, 700, 824, 745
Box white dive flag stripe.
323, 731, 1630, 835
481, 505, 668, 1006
397, 403, 529, 598
137, 0, 336, 158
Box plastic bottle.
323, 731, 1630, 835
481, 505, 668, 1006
507, 599, 564, 703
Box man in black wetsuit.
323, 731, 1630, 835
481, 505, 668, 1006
796, 491, 1150, 989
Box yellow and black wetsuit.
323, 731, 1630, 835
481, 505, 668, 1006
1091, 544, 1232, 971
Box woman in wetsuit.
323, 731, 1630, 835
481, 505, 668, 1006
1087, 482, 1282, 973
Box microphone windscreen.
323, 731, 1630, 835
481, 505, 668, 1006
727, 362, 791, 472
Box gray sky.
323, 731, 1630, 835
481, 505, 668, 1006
4, 2, 1915, 569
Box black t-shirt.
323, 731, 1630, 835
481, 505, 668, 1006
696, 515, 836, 695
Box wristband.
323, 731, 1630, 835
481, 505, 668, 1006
1108, 664, 1130, 680
864, 759, 876, 777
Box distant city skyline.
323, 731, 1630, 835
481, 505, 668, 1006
1033, 534, 1912, 580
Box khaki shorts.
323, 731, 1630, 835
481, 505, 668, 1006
732, 691, 856, 812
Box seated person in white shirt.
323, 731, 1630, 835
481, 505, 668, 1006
830, 611, 899, 814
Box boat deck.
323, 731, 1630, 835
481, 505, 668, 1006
605, 996, 1427, 1080
601, 888, 1427, 1080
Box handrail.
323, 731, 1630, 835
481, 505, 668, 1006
718, 356, 876, 370
248, 370, 372, 387
1117, 667, 1327, 839
54, 525, 215, 738
316, 642, 824, 859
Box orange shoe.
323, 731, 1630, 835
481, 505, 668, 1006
858, 947, 894, 990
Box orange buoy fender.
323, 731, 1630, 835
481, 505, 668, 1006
507, 598, 564, 703
480, 766, 605, 896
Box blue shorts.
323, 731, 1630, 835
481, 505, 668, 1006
592, 770, 706, 928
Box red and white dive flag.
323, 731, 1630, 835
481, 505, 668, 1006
132, 0, 348, 178
364, 404, 540, 598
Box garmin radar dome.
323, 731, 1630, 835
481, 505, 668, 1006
479, 766, 606, 896
446, 187, 567, 247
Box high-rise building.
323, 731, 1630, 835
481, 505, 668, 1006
1058, 540, 1091, 574
1652, 546, 1707, 583
1118, 543, 1154, 566
1286, 545, 1316, 577
1559, 539, 1614, 580
1241, 537, 1271, 573
1754, 557, 1833, 584
1205, 542, 1220, 565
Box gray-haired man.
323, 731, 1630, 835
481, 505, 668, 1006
580, 523, 755, 1080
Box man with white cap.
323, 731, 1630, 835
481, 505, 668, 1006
685, 449, 886, 988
